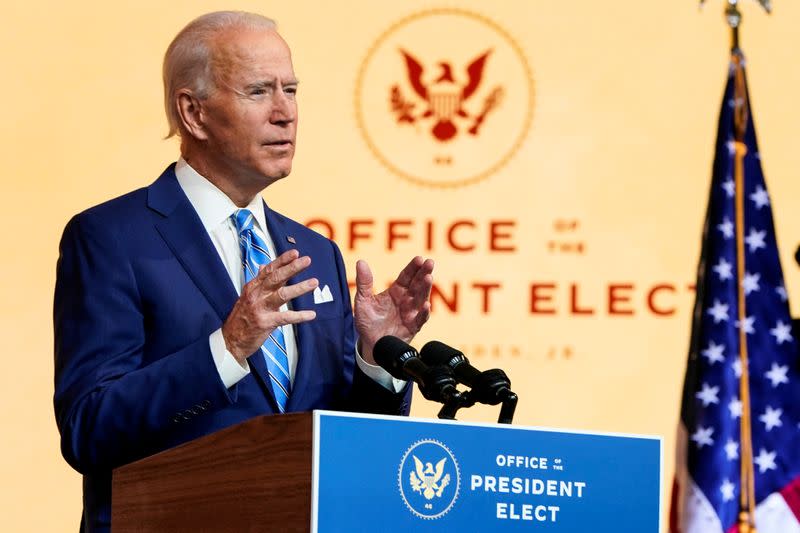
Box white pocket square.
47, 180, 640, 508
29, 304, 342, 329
313, 285, 334, 304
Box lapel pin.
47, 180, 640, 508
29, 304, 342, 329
287, 236, 296, 244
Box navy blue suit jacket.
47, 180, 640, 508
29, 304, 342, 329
53, 164, 411, 532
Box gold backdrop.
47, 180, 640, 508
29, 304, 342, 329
2, 1, 799, 530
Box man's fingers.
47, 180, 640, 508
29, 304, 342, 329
247, 249, 300, 290
257, 249, 299, 277
407, 257, 434, 288
242, 254, 313, 308
413, 301, 432, 330
273, 255, 312, 285
393, 256, 425, 288
407, 259, 434, 307
275, 309, 317, 325
256, 255, 311, 290
355, 259, 374, 299
274, 278, 319, 305
407, 274, 433, 310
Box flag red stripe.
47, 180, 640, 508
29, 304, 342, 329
781, 474, 800, 523
669, 477, 683, 533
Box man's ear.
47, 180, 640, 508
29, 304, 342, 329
176, 89, 209, 141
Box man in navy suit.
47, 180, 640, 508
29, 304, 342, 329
53, 11, 433, 532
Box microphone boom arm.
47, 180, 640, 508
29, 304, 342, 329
497, 389, 518, 424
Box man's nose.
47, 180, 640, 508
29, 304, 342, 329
270, 91, 295, 124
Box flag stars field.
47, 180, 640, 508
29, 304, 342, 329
745, 228, 767, 252
754, 449, 777, 474
742, 272, 761, 295
717, 217, 734, 239
720, 479, 736, 502
713, 258, 733, 281
696, 383, 721, 406
724, 439, 739, 461
775, 285, 788, 302
692, 426, 715, 449
707, 300, 730, 323
735, 316, 755, 335
728, 397, 743, 419
768, 321, 793, 345
749, 185, 770, 209
702, 341, 726, 365
722, 178, 735, 197
731, 358, 744, 378
759, 406, 783, 431
764, 363, 789, 387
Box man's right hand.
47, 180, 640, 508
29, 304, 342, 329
222, 249, 318, 363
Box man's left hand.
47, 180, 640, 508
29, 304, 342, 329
354, 256, 434, 365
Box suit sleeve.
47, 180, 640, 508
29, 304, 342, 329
53, 213, 237, 474
327, 239, 413, 415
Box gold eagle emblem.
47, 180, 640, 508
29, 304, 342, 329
409, 455, 450, 500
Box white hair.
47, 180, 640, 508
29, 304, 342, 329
162, 11, 277, 138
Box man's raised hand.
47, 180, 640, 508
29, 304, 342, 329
222, 249, 318, 362
353, 256, 434, 365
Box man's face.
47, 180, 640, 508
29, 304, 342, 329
199, 28, 298, 188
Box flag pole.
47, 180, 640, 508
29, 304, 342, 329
731, 52, 757, 533
698, 2, 772, 531
714, 3, 771, 531
727, 10, 755, 531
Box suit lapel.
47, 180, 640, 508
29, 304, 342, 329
147, 166, 278, 409
149, 166, 239, 322
263, 201, 315, 411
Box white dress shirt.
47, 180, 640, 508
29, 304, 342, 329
174, 158, 404, 392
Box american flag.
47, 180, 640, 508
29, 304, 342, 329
670, 51, 800, 533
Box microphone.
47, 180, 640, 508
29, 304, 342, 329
373, 336, 463, 404
420, 341, 515, 406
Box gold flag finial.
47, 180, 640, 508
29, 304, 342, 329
699, 0, 772, 51
699, 0, 772, 14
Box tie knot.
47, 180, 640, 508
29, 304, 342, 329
232, 209, 255, 234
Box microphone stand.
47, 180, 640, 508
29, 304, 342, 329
435, 382, 519, 424
497, 390, 518, 424
437, 394, 471, 420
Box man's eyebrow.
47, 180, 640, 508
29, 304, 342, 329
244, 79, 300, 91
244, 80, 276, 91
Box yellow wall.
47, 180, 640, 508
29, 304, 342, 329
2, 1, 798, 530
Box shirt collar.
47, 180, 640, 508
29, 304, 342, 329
174, 158, 268, 233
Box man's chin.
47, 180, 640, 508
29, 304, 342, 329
258, 165, 292, 186
258, 154, 293, 181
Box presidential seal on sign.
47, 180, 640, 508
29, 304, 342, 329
398, 439, 461, 519
355, 8, 535, 188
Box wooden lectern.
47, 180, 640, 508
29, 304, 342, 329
112, 410, 662, 532
112, 412, 314, 532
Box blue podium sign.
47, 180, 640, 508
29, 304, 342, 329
311, 411, 661, 532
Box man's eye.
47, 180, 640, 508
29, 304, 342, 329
285, 86, 298, 97
250, 89, 267, 96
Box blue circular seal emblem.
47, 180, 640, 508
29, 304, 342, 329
398, 439, 460, 519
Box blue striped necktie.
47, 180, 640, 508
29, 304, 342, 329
232, 209, 291, 412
